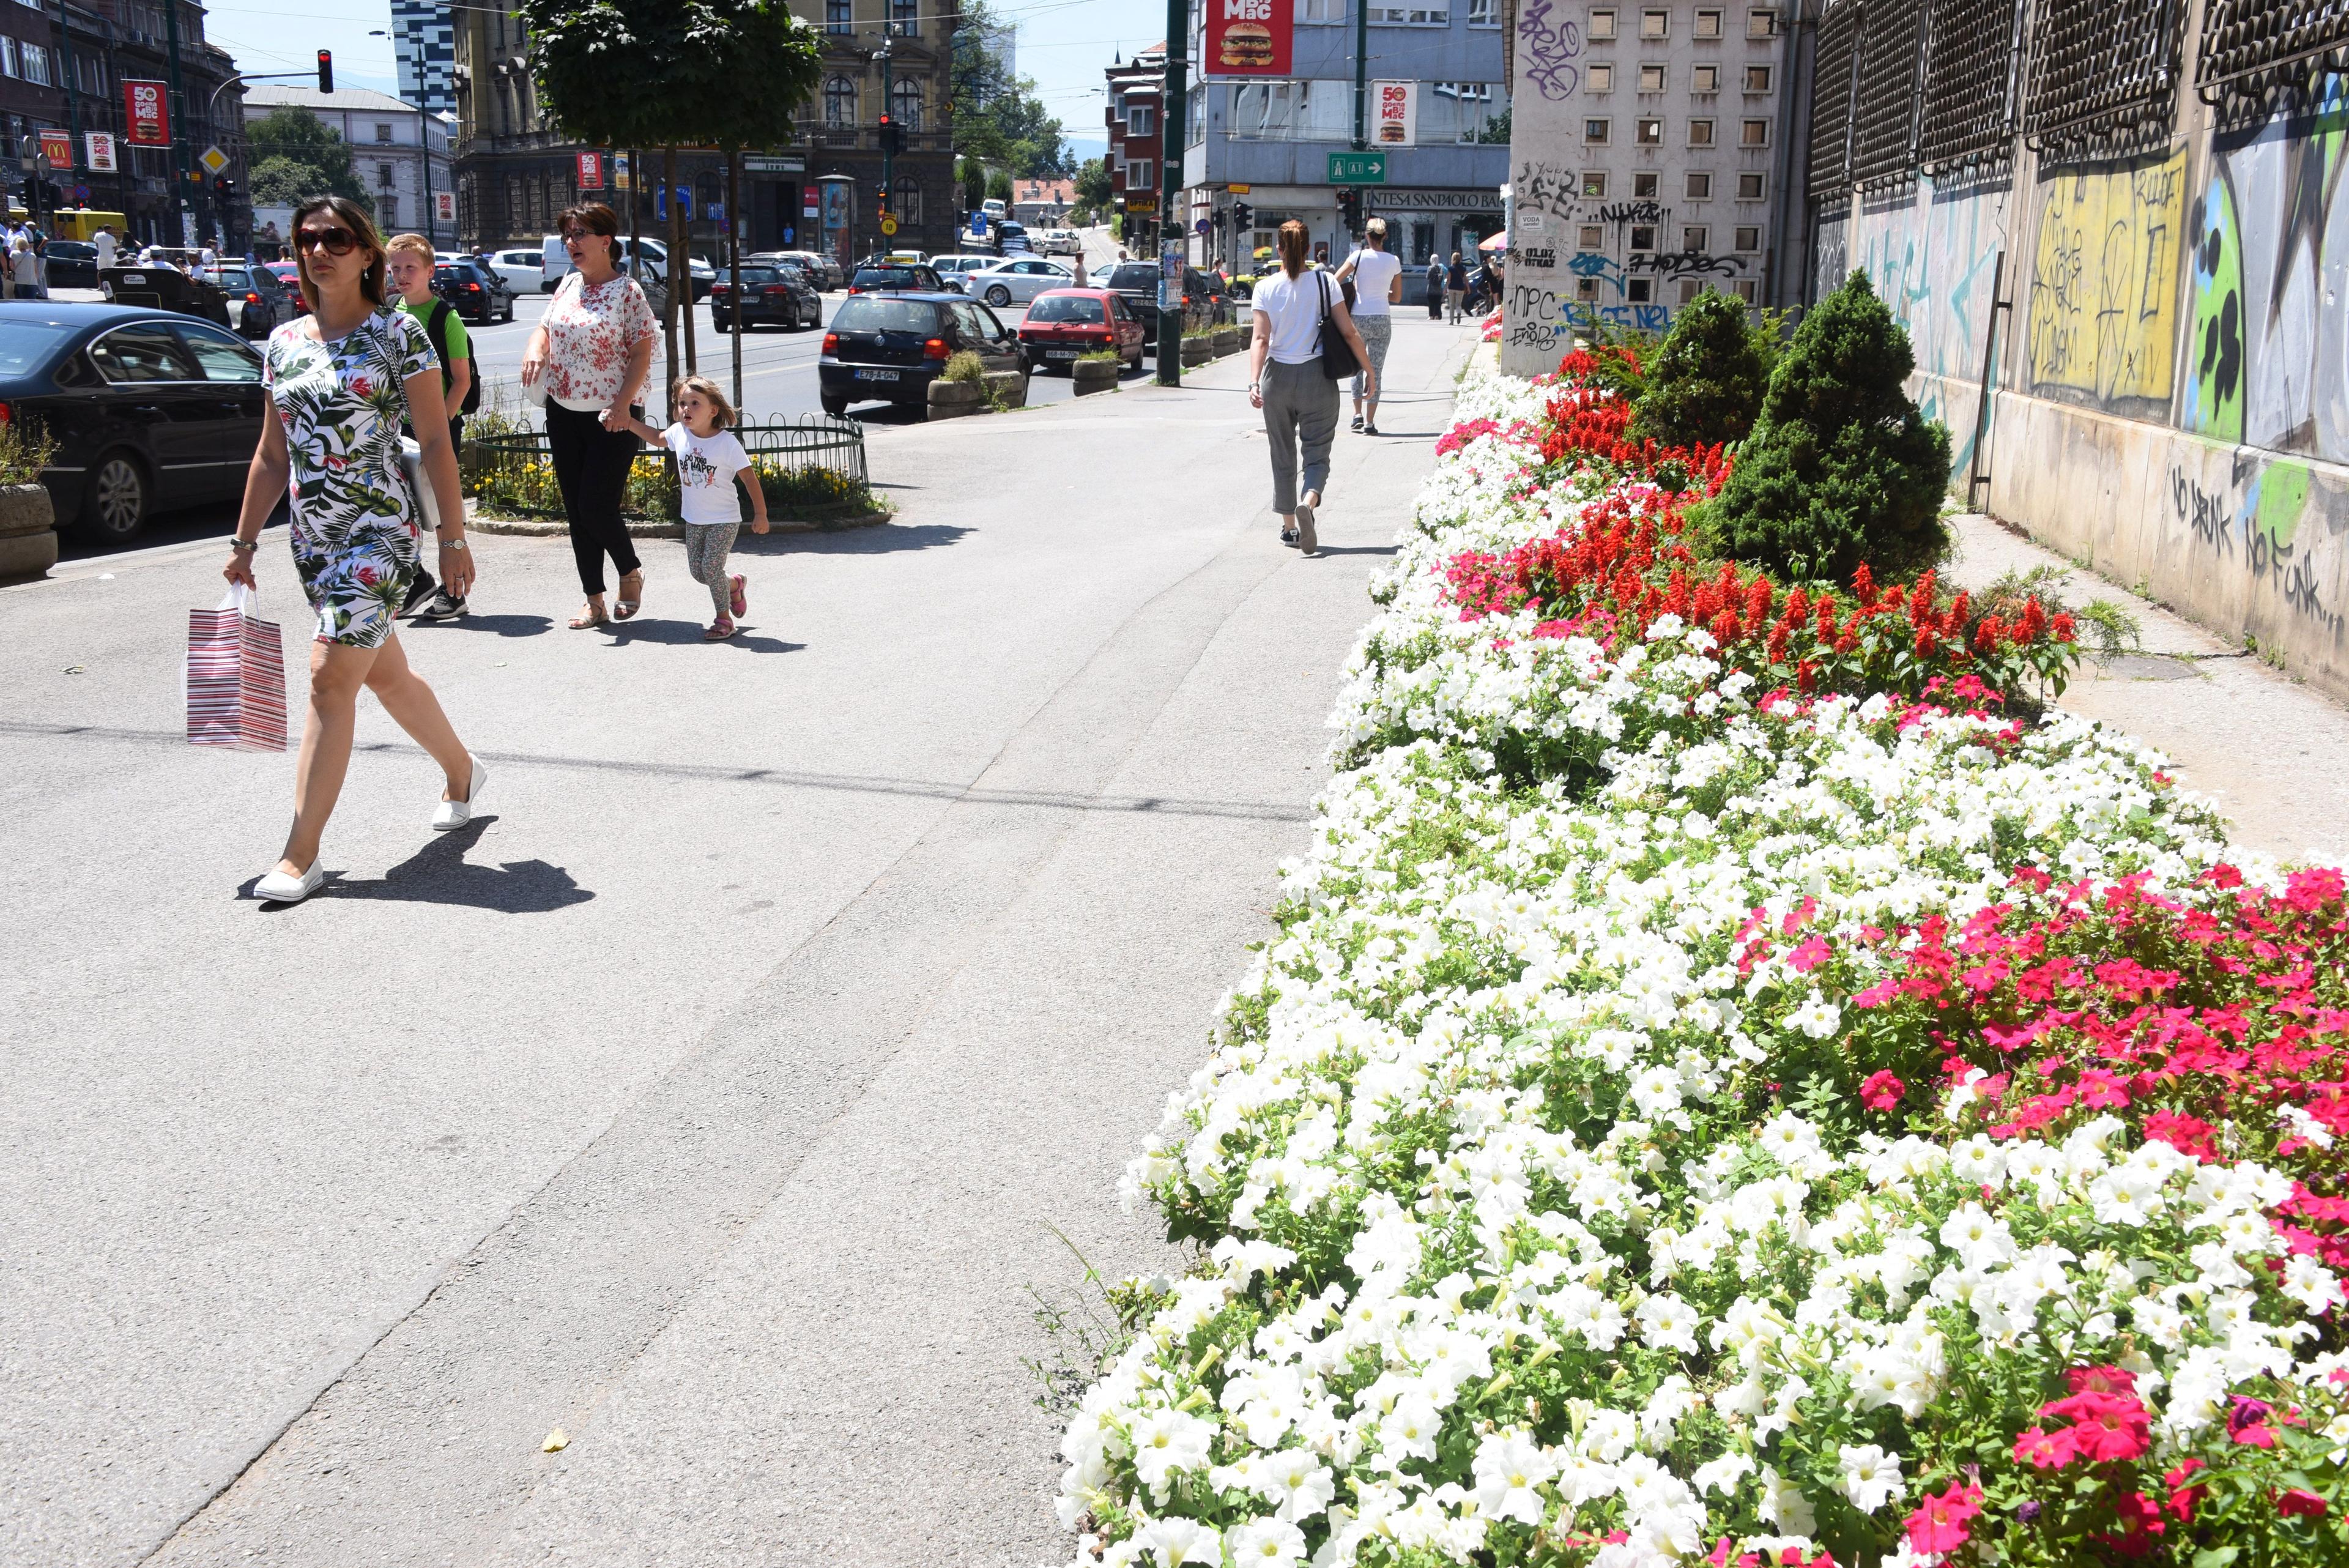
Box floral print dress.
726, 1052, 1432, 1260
262, 307, 435, 648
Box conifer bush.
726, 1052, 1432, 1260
1630, 288, 1773, 448
1704, 271, 1952, 583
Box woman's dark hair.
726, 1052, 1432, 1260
558, 201, 620, 240
291, 196, 386, 311
1277, 220, 1309, 279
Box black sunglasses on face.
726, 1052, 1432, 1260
295, 226, 358, 255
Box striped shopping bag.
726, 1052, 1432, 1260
186, 584, 288, 751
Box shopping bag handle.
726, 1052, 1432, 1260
215, 582, 259, 617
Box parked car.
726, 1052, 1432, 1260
1098, 260, 1220, 347
779, 250, 843, 289
484, 247, 545, 292
1016, 288, 1145, 374
927, 254, 1002, 294
845, 262, 946, 295
965, 256, 1075, 310
432, 259, 516, 324
262, 260, 310, 316
992, 220, 1034, 254
43, 240, 100, 289
1037, 229, 1084, 257
0, 302, 269, 543
710, 263, 823, 331
817, 291, 1022, 418
215, 263, 294, 339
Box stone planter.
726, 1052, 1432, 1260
1071, 358, 1121, 396
926, 379, 985, 421
0, 480, 57, 580
1211, 327, 1242, 357
983, 368, 1028, 409
1179, 336, 1213, 367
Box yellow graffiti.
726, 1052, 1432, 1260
2026, 154, 2184, 405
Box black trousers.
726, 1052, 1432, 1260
546, 400, 644, 595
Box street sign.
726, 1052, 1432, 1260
85, 132, 115, 173
742, 155, 804, 174
1328, 152, 1387, 185
879, 215, 898, 236
1228, 183, 1250, 194
1124, 193, 1159, 215
199, 144, 228, 176
41, 131, 72, 169
124, 80, 168, 147
1194, 217, 1210, 234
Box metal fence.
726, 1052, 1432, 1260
465, 412, 870, 521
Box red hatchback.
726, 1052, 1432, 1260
1017, 288, 1144, 374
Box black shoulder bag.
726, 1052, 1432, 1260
1315, 270, 1360, 382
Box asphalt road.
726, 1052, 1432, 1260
1, 307, 1482, 1566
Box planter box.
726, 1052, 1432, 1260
984, 369, 1028, 409
1071, 360, 1120, 396
1179, 337, 1213, 366
1211, 328, 1242, 357
0, 480, 56, 579
927, 379, 985, 420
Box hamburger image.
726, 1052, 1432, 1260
1221, 22, 1274, 67
1378, 120, 1405, 142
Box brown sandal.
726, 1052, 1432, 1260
569, 600, 609, 630
612, 570, 644, 621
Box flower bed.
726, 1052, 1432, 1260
1055, 363, 2349, 1567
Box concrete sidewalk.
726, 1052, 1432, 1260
0, 313, 1482, 1566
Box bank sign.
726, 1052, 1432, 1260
1203, 0, 1291, 78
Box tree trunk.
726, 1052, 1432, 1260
728, 149, 743, 415
661, 146, 680, 417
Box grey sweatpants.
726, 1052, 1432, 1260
1351, 313, 1392, 406
683, 521, 740, 619
1261, 358, 1340, 516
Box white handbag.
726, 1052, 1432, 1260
398, 436, 444, 537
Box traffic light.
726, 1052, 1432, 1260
877, 114, 903, 156
1233, 200, 1252, 231
213, 174, 236, 201
1336, 187, 1361, 232
317, 50, 333, 94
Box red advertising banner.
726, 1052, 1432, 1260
576, 150, 601, 188
1202, 0, 1291, 76
124, 79, 169, 146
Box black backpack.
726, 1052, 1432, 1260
426, 299, 483, 415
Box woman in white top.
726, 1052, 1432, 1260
1247, 220, 1376, 555
1334, 217, 1403, 435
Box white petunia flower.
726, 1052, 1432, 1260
1837, 1443, 1905, 1514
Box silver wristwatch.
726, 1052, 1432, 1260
438, 536, 467, 551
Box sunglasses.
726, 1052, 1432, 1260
294, 226, 359, 255
562, 229, 602, 244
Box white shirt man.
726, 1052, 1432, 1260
93, 229, 117, 269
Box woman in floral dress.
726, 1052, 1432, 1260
520, 202, 658, 628
223, 196, 482, 905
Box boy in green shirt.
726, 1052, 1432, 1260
388, 232, 473, 620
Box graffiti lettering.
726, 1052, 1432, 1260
1516, 246, 1558, 269
2165, 459, 2343, 634
1567, 250, 1619, 278
1626, 250, 1746, 277
2027, 153, 2183, 407
1516, 0, 1583, 102
1596, 201, 1666, 225
1515, 160, 1579, 221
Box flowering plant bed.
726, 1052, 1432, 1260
1054, 362, 2349, 1568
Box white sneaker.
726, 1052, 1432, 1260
254, 861, 324, 902
432, 756, 487, 831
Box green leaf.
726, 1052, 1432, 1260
2192, 1548, 2240, 1568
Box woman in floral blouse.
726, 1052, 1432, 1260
223, 196, 483, 904
521, 202, 659, 629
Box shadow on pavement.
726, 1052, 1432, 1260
253, 817, 595, 912
1306, 544, 1400, 557
733, 522, 972, 557
603, 618, 799, 653
406, 614, 555, 638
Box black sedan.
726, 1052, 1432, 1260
432, 260, 514, 325
43, 240, 100, 289
817, 291, 1023, 419
845, 263, 945, 295
0, 302, 269, 543
215, 262, 295, 340
710, 264, 822, 332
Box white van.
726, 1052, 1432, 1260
981, 197, 1008, 220
540, 233, 571, 292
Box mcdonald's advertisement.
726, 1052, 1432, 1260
1203, 0, 1291, 78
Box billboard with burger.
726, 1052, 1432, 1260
1204, 0, 1292, 77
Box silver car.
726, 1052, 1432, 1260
927, 255, 1002, 294
965, 257, 1075, 309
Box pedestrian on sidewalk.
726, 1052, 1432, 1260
94, 225, 117, 271
9, 235, 43, 299
1425, 256, 1444, 319
226, 196, 483, 905
386, 232, 474, 622
519, 202, 658, 631
1445, 252, 1468, 324
1247, 220, 1375, 556
1334, 217, 1401, 436
616, 376, 769, 640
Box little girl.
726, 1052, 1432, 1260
623, 376, 768, 639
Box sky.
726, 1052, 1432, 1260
200, 0, 1165, 160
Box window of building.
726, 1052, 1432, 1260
893, 78, 923, 132
1639, 62, 1665, 91
1128, 103, 1153, 135
1627, 277, 1653, 301
1430, 80, 1504, 143
1688, 118, 1713, 145
1, 37, 18, 77
1737, 171, 1766, 198
824, 75, 856, 127
1630, 224, 1656, 250
21, 40, 46, 84
1695, 9, 1723, 35
826, 0, 852, 34
888, 0, 918, 36
1113, 92, 1127, 121
1693, 64, 1720, 91
1633, 171, 1660, 197
1578, 224, 1604, 248
1639, 8, 1667, 37
1126, 159, 1154, 189
1368, 2, 1450, 20
1468, 0, 1496, 21
377, 162, 395, 189
1586, 64, 1612, 91
1683, 225, 1707, 251
1744, 64, 1772, 91
1636, 117, 1661, 144
378, 195, 398, 224
1297, 0, 1346, 20
1574, 276, 1598, 299
376, 122, 393, 143
1687, 170, 1713, 198
1584, 117, 1609, 142
1581, 170, 1608, 196
1748, 7, 1775, 35
896, 185, 922, 224
1231, 80, 1351, 140
1589, 7, 1616, 37
1678, 278, 1704, 303
1734, 278, 1759, 302
1741, 118, 1769, 145
1734, 224, 1762, 250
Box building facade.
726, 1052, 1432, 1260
1105, 46, 1164, 252
392, 0, 458, 119
245, 85, 453, 247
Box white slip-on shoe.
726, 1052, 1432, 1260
1294, 495, 1319, 555
254, 861, 324, 902
432, 756, 488, 831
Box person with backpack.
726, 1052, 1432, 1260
387, 234, 476, 620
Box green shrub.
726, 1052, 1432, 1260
1630, 288, 1772, 448
941, 350, 988, 384
1702, 270, 1951, 582
0, 414, 59, 486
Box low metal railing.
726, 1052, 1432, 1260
463, 412, 872, 522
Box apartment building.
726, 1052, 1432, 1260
247, 85, 453, 245
1105, 46, 1165, 252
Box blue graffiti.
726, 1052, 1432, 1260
1567, 250, 1619, 279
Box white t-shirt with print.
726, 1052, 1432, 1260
663, 424, 751, 525
1343, 248, 1403, 316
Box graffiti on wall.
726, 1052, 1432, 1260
2025, 154, 2185, 408
1517, 0, 1583, 101
2167, 452, 2346, 636
2182, 75, 2348, 462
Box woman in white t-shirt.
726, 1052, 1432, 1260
1247, 220, 1377, 555
1334, 217, 1403, 435
621, 376, 770, 639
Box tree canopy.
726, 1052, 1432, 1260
951, 0, 1071, 177
521, 0, 823, 150
244, 108, 369, 210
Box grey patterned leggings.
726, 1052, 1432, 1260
683, 521, 740, 619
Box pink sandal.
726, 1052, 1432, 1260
703, 617, 736, 641
729, 574, 746, 617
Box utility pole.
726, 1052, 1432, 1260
1353, 0, 1370, 239
877, 28, 893, 253
161, 0, 196, 244
1154, 13, 1185, 386
55, 1, 81, 221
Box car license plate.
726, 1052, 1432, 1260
855, 368, 899, 382
1046, 348, 1077, 360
